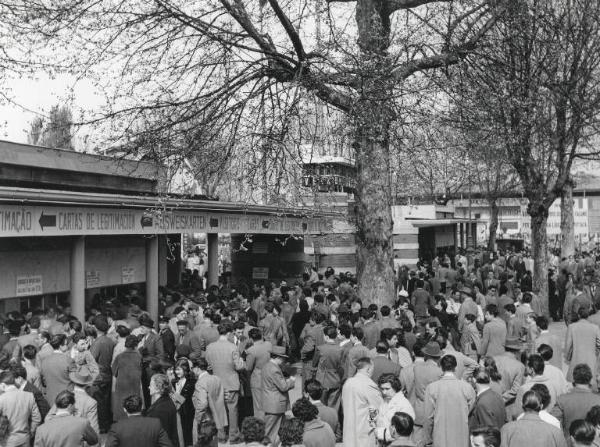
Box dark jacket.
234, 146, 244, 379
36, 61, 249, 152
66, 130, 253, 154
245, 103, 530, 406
145, 395, 179, 447
468, 388, 507, 430
24, 381, 50, 422
105, 415, 173, 447
159, 328, 176, 361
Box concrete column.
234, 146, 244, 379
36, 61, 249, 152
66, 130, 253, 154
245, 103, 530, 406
146, 236, 159, 325
158, 235, 168, 287
459, 223, 465, 248
207, 233, 219, 288
70, 236, 86, 323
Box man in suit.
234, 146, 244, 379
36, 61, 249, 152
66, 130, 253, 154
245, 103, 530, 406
479, 304, 507, 357
534, 316, 562, 370
469, 369, 506, 430
361, 309, 380, 350
175, 320, 202, 359
565, 307, 600, 388
344, 327, 371, 379
493, 337, 525, 411
105, 394, 172, 447
300, 311, 326, 382
11, 364, 50, 423
259, 302, 289, 348
192, 356, 228, 441
157, 316, 175, 361
245, 328, 272, 418
304, 379, 339, 435
370, 340, 402, 384
551, 363, 600, 437
45, 369, 98, 433
583, 281, 600, 309
39, 334, 75, 405
90, 317, 115, 432
205, 322, 244, 444
410, 280, 433, 323
312, 326, 343, 410
500, 390, 567, 447
136, 314, 164, 409
195, 312, 220, 351
33, 390, 98, 447
0, 370, 42, 447
18, 316, 41, 349
262, 346, 295, 446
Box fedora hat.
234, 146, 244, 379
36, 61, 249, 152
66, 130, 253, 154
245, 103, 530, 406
138, 314, 155, 329
504, 337, 522, 351
422, 341, 442, 358
270, 346, 289, 359
69, 367, 95, 386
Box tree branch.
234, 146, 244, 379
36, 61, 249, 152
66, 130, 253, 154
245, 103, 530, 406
388, 0, 452, 13
267, 0, 306, 61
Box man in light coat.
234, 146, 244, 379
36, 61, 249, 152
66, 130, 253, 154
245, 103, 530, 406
261, 346, 296, 447
341, 357, 382, 447
192, 357, 227, 442
205, 322, 245, 444
479, 304, 507, 357
564, 307, 600, 389
0, 370, 42, 447
423, 354, 476, 447
245, 328, 272, 418
33, 390, 98, 447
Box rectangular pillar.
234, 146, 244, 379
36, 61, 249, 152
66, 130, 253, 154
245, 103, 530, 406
70, 236, 86, 323
146, 236, 159, 326
207, 233, 219, 288
460, 223, 465, 249
158, 235, 168, 287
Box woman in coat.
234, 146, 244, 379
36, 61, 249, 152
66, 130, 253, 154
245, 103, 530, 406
172, 358, 196, 447
146, 373, 179, 447
111, 334, 143, 421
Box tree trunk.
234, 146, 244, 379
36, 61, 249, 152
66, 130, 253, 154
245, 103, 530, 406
560, 180, 575, 258
487, 198, 499, 251
529, 208, 549, 316
353, 0, 396, 307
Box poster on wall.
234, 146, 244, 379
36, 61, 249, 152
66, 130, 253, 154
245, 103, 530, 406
121, 267, 136, 284
86, 271, 101, 288
252, 267, 269, 280
16, 275, 43, 297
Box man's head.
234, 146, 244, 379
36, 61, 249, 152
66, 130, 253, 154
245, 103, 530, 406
440, 355, 457, 373
55, 390, 75, 410
390, 412, 414, 439
176, 320, 189, 336
0, 371, 16, 392
291, 397, 318, 422
217, 322, 233, 336
350, 327, 364, 344
522, 390, 543, 413
380, 328, 397, 347
241, 416, 265, 443
570, 420, 596, 447
355, 357, 373, 377
574, 364, 593, 386
375, 340, 390, 355
484, 304, 498, 321
527, 354, 545, 377
123, 394, 143, 415
530, 384, 551, 411
470, 427, 501, 447
323, 326, 337, 343
49, 333, 68, 351
304, 379, 323, 401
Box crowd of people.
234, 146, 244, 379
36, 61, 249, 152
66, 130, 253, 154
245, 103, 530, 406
1, 247, 600, 447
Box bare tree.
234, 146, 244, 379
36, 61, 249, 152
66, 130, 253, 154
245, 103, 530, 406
18, 0, 497, 305
26, 105, 74, 150
455, 0, 600, 313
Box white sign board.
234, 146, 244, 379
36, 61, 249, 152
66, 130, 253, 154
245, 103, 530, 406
122, 267, 136, 284
16, 275, 43, 297
0, 205, 331, 237
252, 267, 269, 280
86, 271, 101, 288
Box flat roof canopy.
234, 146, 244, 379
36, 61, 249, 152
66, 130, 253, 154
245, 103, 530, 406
407, 218, 483, 228
0, 187, 335, 237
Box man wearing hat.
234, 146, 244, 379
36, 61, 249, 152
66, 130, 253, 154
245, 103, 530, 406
406, 341, 443, 445
493, 337, 525, 412
46, 367, 99, 434
137, 314, 165, 408
262, 346, 296, 446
